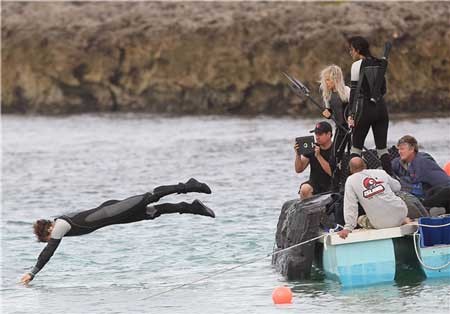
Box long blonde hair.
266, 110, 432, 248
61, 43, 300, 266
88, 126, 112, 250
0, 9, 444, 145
319, 65, 348, 106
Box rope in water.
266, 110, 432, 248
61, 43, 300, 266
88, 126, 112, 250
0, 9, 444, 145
141, 230, 335, 300
142, 221, 449, 300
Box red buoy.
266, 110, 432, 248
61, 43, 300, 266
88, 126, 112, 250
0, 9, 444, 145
272, 286, 293, 304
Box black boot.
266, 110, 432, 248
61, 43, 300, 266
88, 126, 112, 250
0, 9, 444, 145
151, 200, 215, 218
188, 200, 215, 218
151, 178, 211, 201
180, 178, 212, 194
380, 153, 393, 176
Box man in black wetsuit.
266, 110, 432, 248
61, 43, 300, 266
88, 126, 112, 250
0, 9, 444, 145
21, 178, 215, 284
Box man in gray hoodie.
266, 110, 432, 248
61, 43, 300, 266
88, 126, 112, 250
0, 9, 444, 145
338, 157, 408, 239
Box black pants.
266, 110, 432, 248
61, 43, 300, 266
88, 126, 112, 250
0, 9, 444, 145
352, 100, 389, 152
423, 185, 450, 214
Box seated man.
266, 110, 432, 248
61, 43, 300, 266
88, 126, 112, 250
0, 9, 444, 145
392, 135, 450, 212
294, 121, 333, 199
21, 178, 214, 284
338, 157, 408, 239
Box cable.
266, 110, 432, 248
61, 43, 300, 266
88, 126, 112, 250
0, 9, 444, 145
141, 232, 330, 300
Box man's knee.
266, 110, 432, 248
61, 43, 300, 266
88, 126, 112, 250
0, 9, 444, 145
145, 205, 161, 220
299, 183, 314, 199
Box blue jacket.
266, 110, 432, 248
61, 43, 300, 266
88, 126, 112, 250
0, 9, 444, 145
392, 152, 450, 198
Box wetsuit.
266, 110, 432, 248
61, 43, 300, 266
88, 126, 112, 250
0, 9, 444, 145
29, 193, 165, 277
27, 179, 214, 279
349, 58, 392, 174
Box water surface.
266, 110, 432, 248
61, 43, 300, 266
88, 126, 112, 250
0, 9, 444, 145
2, 114, 450, 313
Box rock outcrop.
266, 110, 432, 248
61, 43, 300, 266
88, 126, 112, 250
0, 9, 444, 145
272, 194, 333, 280
2, 2, 450, 114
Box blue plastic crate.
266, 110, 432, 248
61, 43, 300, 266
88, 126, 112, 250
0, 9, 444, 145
419, 217, 450, 247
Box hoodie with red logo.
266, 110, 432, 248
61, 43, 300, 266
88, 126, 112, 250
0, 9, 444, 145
343, 169, 407, 230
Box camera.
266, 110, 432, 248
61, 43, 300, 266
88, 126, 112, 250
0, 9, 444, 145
295, 136, 315, 155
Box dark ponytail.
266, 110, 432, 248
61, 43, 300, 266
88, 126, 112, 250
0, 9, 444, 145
348, 36, 372, 58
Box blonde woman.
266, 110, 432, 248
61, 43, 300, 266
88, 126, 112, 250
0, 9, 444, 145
319, 65, 351, 190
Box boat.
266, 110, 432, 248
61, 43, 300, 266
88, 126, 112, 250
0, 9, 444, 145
318, 216, 450, 287
272, 193, 450, 287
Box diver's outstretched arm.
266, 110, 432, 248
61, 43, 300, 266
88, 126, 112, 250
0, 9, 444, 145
21, 238, 62, 284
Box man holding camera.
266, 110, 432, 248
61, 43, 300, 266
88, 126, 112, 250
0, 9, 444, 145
294, 121, 333, 199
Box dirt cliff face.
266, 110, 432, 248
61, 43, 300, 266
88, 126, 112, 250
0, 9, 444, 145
2, 2, 450, 115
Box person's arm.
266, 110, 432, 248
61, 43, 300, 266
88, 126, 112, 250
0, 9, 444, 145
21, 219, 70, 284
21, 238, 62, 284
322, 99, 332, 119
387, 174, 402, 192
348, 61, 361, 123
342, 178, 359, 232
315, 146, 332, 176
420, 157, 450, 187
294, 143, 310, 173
344, 86, 351, 103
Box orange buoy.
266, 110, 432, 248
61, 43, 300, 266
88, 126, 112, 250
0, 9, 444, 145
272, 286, 293, 304
444, 161, 450, 176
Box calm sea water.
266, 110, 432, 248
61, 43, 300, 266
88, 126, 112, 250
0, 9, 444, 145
2, 114, 450, 314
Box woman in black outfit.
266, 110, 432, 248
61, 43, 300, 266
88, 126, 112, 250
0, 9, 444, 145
347, 36, 393, 175
320, 64, 351, 190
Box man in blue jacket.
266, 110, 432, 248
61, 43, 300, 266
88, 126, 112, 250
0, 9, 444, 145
392, 135, 450, 212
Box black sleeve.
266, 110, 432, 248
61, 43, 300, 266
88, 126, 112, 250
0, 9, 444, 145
349, 81, 358, 117
29, 238, 62, 278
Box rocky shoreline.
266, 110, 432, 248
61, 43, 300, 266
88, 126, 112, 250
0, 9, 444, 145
2, 2, 450, 115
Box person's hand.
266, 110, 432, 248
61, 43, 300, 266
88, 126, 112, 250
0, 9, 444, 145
314, 145, 321, 158
20, 273, 33, 285
294, 143, 301, 156
347, 116, 355, 128
322, 109, 331, 119
338, 229, 351, 239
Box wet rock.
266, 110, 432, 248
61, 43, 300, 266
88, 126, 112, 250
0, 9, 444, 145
272, 194, 333, 280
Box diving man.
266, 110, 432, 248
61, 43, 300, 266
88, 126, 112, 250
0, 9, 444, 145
21, 178, 215, 284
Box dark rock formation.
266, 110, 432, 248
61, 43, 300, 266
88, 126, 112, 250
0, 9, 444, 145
2, 2, 450, 115
272, 194, 333, 280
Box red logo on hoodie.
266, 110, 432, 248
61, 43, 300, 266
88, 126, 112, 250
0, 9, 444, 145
362, 177, 385, 198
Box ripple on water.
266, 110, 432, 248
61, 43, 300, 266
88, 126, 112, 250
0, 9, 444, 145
2, 114, 450, 314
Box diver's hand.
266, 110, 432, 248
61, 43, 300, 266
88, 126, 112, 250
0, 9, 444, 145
347, 116, 355, 128
21, 273, 33, 285
322, 109, 331, 119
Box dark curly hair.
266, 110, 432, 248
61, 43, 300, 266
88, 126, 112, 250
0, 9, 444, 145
348, 36, 373, 58
33, 219, 53, 242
